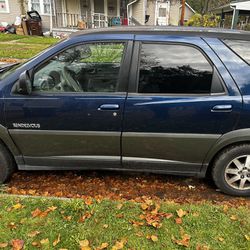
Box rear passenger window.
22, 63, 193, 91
223, 40, 250, 65
138, 44, 214, 94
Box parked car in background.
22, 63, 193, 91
0, 27, 250, 196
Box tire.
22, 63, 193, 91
0, 143, 16, 183
212, 144, 250, 196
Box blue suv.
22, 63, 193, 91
0, 27, 250, 196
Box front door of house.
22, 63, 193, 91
157, 1, 170, 26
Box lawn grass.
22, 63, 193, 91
0, 44, 51, 59
0, 34, 59, 59
0, 194, 249, 249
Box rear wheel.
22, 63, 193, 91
0, 144, 16, 183
212, 144, 250, 196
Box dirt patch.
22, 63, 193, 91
6, 171, 250, 207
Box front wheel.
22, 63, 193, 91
212, 144, 250, 196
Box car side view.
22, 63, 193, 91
0, 26, 250, 196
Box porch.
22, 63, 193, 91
53, 0, 127, 30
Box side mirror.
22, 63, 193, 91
18, 70, 32, 95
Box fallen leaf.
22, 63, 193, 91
245, 235, 250, 241
150, 235, 158, 242
116, 213, 124, 218
31, 241, 41, 248
116, 203, 123, 210
31, 208, 42, 218
172, 234, 191, 247
11, 239, 24, 250
141, 203, 149, 210
164, 213, 174, 219
175, 218, 182, 224
218, 237, 224, 242
0, 243, 8, 248
63, 215, 72, 221
85, 197, 93, 206
111, 239, 127, 250
28, 231, 40, 238
130, 220, 144, 227
48, 206, 57, 211
223, 205, 229, 213
230, 215, 238, 221
12, 203, 23, 210
176, 209, 187, 218
97, 242, 109, 249
8, 222, 17, 230
53, 234, 61, 246
79, 239, 91, 250
103, 224, 109, 229
40, 238, 49, 245
196, 244, 210, 250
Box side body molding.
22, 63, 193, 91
203, 128, 250, 166
0, 124, 23, 164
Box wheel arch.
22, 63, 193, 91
203, 128, 250, 176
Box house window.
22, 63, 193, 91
29, 0, 53, 15
31, 0, 41, 12
0, 0, 9, 13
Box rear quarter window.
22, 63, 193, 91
223, 39, 250, 65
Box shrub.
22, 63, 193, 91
186, 13, 220, 27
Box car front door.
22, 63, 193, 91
122, 36, 242, 175
5, 40, 132, 169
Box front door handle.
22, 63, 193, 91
211, 104, 232, 112
98, 104, 120, 111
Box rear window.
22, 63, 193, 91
223, 40, 250, 65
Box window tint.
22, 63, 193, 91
33, 42, 125, 93
138, 44, 214, 94
223, 40, 250, 65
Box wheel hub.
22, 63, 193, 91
225, 155, 250, 191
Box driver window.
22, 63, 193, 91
33, 42, 125, 93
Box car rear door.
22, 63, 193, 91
121, 35, 242, 175
5, 39, 133, 169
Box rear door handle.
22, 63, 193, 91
98, 104, 120, 111
211, 105, 232, 112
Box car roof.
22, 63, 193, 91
70, 26, 250, 41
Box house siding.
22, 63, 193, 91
146, 0, 155, 25
0, 0, 21, 24
131, 0, 145, 24
169, 0, 180, 25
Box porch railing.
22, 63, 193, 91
55, 12, 86, 28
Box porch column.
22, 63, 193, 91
104, 0, 108, 26
117, 0, 120, 17
231, 8, 239, 29
90, 0, 94, 27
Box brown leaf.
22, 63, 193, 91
116, 213, 124, 218
218, 237, 224, 242
8, 222, 17, 230
130, 220, 144, 227
150, 235, 158, 242
111, 239, 127, 250
63, 215, 72, 221
31, 241, 41, 248
53, 234, 61, 247
31, 208, 43, 218
96, 242, 109, 250
196, 244, 210, 250
245, 235, 250, 241
28, 231, 40, 238
176, 209, 187, 218
172, 234, 191, 248
151, 204, 160, 215
85, 197, 93, 206
11, 239, 24, 250
164, 213, 174, 219
0, 243, 8, 248
141, 203, 149, 210
116, 203, 123, 210
40, 238, 49, 245
175, 218, 182, 224
230, 215, 238, 221
79, 239, 91, 250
